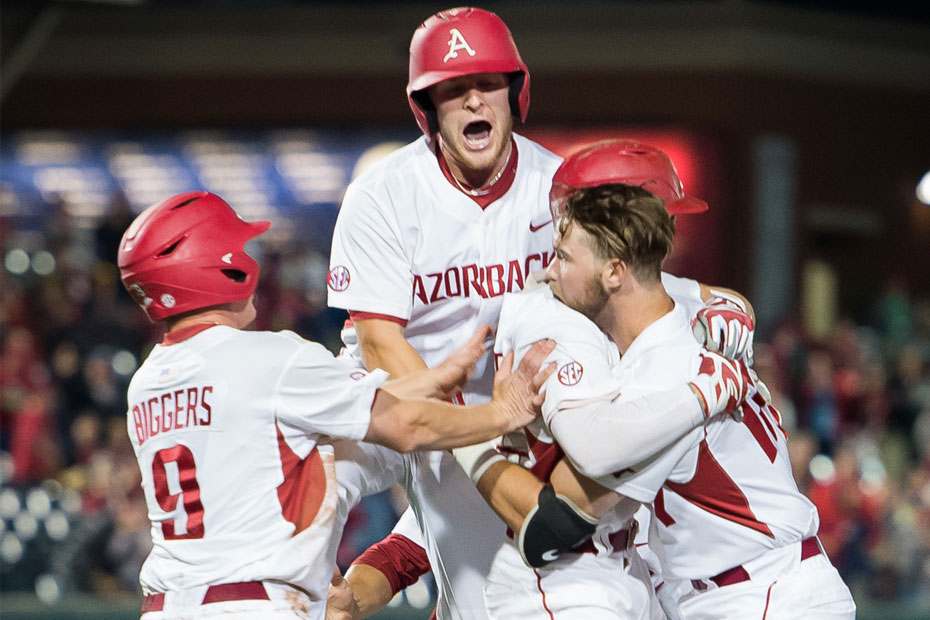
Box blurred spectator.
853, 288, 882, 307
802, 348, 841, 454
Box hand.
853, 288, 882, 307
326, 565, 358, 620
692, 298, 754, 362
491, 340, 557, 432
427, 324, 492, 400
689, 350, 750, 420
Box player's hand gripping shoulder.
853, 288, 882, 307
326, 565, 359, 620
492, 341, 558, 431
692, 295, 755, 363
688, 350, 751, 421
380, 325, 489, 401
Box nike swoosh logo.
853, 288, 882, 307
529, 220, 551, 232
221, 253, 233, 264
541, 549, 561, 562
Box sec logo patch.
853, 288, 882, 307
327, 266, 351, 292
557, 361, 583, 386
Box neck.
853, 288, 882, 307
167, 308, 246, 332
595, 279, 674, 354
441, 139, 512, 191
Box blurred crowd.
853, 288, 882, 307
1, 192, 928, 607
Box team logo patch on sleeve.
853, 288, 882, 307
327, 266, 351, 292
557, 361, 583, 386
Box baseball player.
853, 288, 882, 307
117, 191, 556, 620
459, 145, 857, 619
326, 9, 757, 619
443, 141, 749, 619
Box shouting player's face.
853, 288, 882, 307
429, 72, 513, 187
546, 222, 609, 323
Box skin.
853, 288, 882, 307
428, 72, 514, 190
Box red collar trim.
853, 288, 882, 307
162, 323, 220, 345
436, 139, 519, 209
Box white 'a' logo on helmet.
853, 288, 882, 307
443, 28, 477, 63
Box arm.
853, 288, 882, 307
343, 564, 398, 619
354, 318, 428, 377
698, 283, 755, 322
457, 350, 747, 524
364, 340, 555, 453
344, 535, 429, 619
695, 283, 755, 360
550, 384, 705, 478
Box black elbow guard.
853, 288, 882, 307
517, 485, 598, 568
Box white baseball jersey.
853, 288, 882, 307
126, 325, 388, 617
327, 133, 562, 619
594, 302, 820, 581
328, 133, 562, 404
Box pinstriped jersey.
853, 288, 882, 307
126, 325, 386, 611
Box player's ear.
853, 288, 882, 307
601, 258, 626, 292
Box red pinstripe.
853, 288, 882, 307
533, 569, 556, 620
761, 580, 777, 619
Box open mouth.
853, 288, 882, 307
463, 121, 492, 150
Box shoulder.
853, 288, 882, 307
347, 137, 432, 193
500, 285, 603, 343
513, 134, 563, 174
235, 329, 333, 360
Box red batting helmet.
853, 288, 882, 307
550, 140, 709, 221
117, 191, 270, 322
407, 7, 530, 138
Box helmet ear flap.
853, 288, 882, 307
508, 71, 526, 121
410, 90, 439, 137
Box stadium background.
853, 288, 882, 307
1, 0, 929, 618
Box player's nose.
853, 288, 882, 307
463, 88, 483, 111
543, 259, 558, 282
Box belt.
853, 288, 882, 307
142, 581, 269, 613
693, 537, 822, 590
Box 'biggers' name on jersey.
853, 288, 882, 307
131, 385, 214, 446
412, 252, 552, 305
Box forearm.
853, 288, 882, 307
699, 283, 755, 322
550, 384, 703, 478
346, 532, 431, 619
366, 390, 511, 452
355, 320, 427, 377
344, 564, 395, 619
474, 460, 545, 532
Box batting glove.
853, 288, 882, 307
692, 297, 754, 363
689, 350, 750, 421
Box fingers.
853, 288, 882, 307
533, 362, 557, 391
467, 324, 493, 353
517, 339, 557, 377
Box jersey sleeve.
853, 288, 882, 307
495, 292, 622, 426
274, 340, 389, 440
595, 417, 703, 503
328, 183, 412, 319
333, 439, 406, 514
